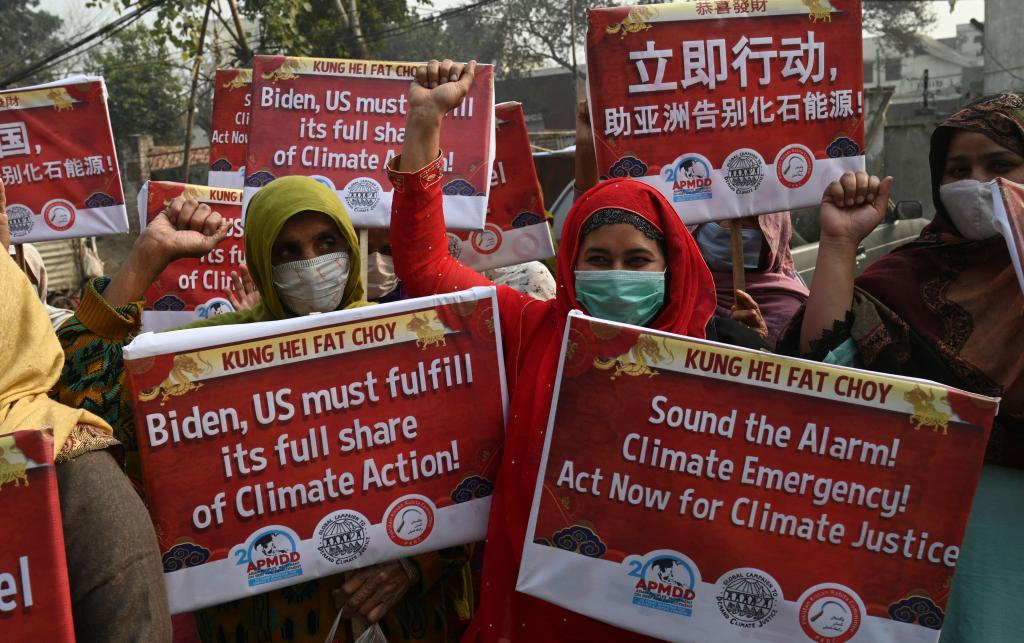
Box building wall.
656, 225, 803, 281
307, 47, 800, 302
984, 0, 1024, 94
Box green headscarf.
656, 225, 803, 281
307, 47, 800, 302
186, 175, 370, 328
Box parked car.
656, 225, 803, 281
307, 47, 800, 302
550, 181, 929, 287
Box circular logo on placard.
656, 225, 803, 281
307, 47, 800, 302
384, 495, 435, 547
6, 204, 34, 238
663, 154, 714, 203
716, 569, 780, 629
798, 583, 863, 643
43, 199, 75, 232
724, 149, 765, 195
343, 178, 381, 213
776, 144, 814, 189
470, 223, 503, 255
315, 510, 370, 565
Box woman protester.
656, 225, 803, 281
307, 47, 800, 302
53, 176, 473, 642
781, 93, 1024, 641
692, 213, 809, 348
386, 59, 719, 641
1, 186, 171, 643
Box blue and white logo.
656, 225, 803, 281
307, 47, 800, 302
662, 154, 713, 203
626, 549, 702, 617
232, 526, 304, 588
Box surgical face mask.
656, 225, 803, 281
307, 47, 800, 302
939, 179, 1000, 240
695, 222, 762, 272
574, 269, 666, 327
272, 251, 350, 315
367, 251, 399, 300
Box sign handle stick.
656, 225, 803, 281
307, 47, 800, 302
359, 228, 368, 302
13, 243, 26, 272
730, 221, 746, 294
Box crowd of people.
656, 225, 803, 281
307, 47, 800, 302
2, 56, 1022, 643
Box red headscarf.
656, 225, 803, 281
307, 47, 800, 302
467, 178, 714, 642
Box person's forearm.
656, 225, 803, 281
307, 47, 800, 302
102, 238, 168, 308
399, 108, 443, 173
799, 238, 857, 353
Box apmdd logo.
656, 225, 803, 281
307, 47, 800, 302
661, 154, 713, 203
625, 549, 701, 617
231, 525, 303, 588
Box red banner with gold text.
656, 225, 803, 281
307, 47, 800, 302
123, 288, 507, 613
519, 311, 997, 642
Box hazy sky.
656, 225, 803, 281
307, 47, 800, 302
38, 0, 988, 48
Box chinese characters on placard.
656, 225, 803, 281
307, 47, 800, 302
608, 31, 858, 137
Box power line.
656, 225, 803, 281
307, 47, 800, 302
360, 0, 506, 45
1, 0, 168, 88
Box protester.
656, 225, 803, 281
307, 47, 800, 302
10, 242, 76, 330
1, 185, 171, 643
781, 93, 1024, 642
386, 58, 721, 641
692, 213, 809, 348
52, 176, 473, 642
573, 96, 768, 347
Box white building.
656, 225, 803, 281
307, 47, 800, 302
863, 23, 983, 106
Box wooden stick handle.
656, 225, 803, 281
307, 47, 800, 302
729, 221, 746, 294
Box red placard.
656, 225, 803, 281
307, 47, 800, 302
586, 1, 864, 223
0, 76, 127, 242
245, 55, 494, 228
137, 181, 245, 332
209, 69, 252, 189
519, 312, 997, 642
993, 178, 1024, 295
0, 429, 75, 642
123, 288, 507, 613
449, 102, 554, 271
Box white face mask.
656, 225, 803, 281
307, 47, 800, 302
272, 251, 350, 315
366, 252, 399, 300
939, 179, 1000, 240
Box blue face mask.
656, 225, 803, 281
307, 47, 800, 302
695, 222, 762, 272
574, 270, 666, 327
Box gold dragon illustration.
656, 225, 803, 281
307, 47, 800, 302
904, 386, 952, 435
606, 6, 655, 38
47, 88, 75, 111
261, 58, 302, 83
138, 353, 213, 405
594, 335, 668, 379
223, 70, 252, 90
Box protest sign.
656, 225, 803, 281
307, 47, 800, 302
209, 69, 252, 189
518, 311, 998, 642
123, 287, 507, 613
992, 177, 1024, 296
137, 181, 245, 331
448, 102, 554, 271
0, 429, 75, 642
0, 76, 127, 242
586, 1, 865, 223
245, 55, 495, 228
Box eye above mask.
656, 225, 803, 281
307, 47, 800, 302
574, 269, 666, 327
939, 179, 1000, 240
695, 222, 763, 272
272, 251, 350, 315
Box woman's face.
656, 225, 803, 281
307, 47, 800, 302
575, 223, 667, 272
271, 211, 348, 265
941, 131, 1024, 185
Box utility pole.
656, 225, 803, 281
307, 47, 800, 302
182, 0, 213, 182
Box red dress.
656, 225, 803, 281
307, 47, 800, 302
387, 153, 716, 642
